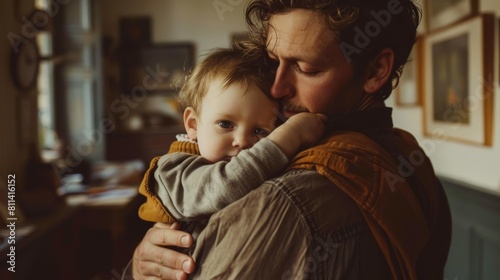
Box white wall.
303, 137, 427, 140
391, 0, 500, 192
100, 0, 500, 193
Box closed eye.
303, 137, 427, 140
293, 63, 320, 76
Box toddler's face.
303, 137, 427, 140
192, 79, 279, 162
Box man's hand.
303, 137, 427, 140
133, 223, 195, 280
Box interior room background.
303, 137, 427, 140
1, 0, 500, 279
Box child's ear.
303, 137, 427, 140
363, 48, 394, 94
183, 107, 198, 140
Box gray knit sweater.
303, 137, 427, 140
154, 138, 289, 222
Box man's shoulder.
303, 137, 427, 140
254, 169, 362, 208
241, 169, 365, 233
319, 130, 390, 155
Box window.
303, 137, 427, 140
37, 31, 56, 154
36, 0, 58, 161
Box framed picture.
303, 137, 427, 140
119, 17, 151, 47
120, 43, 195, 95
422, 14, 494, 146
395, 37, 423, 106
425, 0, 478, 31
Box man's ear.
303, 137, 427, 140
363, 48, 394, 94
183, 107, 198, 140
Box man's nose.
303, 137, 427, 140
270, 65, 293, 99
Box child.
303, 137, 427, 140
138, 41, 325, 231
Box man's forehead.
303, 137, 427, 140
266, 10, 324, 38
265, 13, 335, 62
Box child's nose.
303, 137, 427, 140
232, 132, 253, 150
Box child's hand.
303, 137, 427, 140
267, 112, 326, 159
283, 112, 327, 148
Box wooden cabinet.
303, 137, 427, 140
0, 204, 80, 279
106, 125, 184, 166
0, 192, 152, 279
442, 177, 500, 279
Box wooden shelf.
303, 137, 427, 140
106, 124, 184, 166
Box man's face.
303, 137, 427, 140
266, 9, 365, 118
193, 80, 278, 163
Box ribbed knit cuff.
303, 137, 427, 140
168, 141, 200, 155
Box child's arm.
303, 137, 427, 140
150, 113, 325, 222
153, 138, 288, 221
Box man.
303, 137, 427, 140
129, 0, 451, 279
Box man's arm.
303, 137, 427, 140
189, 180, 311, 279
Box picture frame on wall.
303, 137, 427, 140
119, 17, 152, 47
422, 14, 494, 146
395, 37, 423, 107
425, 0, 479, 31
120, 43, 195, 95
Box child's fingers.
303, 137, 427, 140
315, 113, 328, 121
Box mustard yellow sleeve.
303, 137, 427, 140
137, 141, 200, 223
138, 156, 176, 223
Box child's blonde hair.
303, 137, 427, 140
179, 41, 275, 113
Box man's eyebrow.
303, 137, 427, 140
266, 48, 309, 62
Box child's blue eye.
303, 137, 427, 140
254, 128, 270, 137
217, 121, 233, 129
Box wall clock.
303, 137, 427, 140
11, 39, 40, 90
